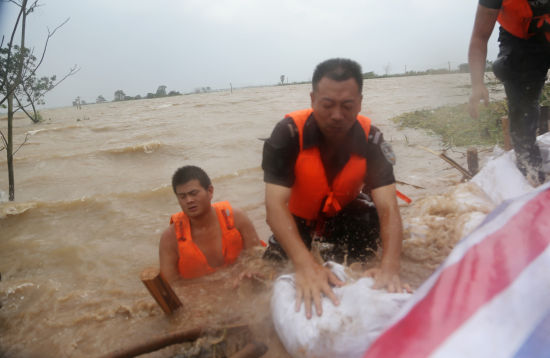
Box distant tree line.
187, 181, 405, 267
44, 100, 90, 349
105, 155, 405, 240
274, 61, 494, 88
112, 85, 181, 102
193, 86, 211, 94
362, 61, 493, 80
80, 85, 182, 105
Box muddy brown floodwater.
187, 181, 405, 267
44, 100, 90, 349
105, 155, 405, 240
0, 73, 505, 357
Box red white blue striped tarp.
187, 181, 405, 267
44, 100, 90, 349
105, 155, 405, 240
364, 182, 550, 358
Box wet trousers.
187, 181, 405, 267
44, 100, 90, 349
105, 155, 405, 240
263, 194, 380, 264
492, 31, 550, 183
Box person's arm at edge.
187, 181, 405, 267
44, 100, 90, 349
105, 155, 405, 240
159, 225, 181, 283
231, 207, 271, 287
364, 183, 410, 293
265, 182, 344, 319
232, 207, 261, 249
468, 4, 500, 118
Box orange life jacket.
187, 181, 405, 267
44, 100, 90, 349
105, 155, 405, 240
170, 201, 243, 279
287, 108, 372, 220
498, 0, 550, 42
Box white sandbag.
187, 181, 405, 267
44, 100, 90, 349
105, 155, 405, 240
471, 132, 550, 205
538, 132, 550, 173
271, 262, 411, 358
471, 150, 533, 204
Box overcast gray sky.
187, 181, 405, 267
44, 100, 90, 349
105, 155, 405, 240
1, 0, 500, 109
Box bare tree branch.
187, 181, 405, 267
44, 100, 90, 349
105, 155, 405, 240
44, 64, 80, 91
0, 0, 26, 104
13, 64, 80, 119
0, 121, 30, 156
14, 92, 34, 120
2, 0, 65, 201
7, 1, 25, 48
0, 129, 7, 150
13, 132, 29, 155
22, 17, 70, 84
47, 16, 70, 38
0, 4, 69, 108
0, 0, 28, 107
7, 0, 38, 10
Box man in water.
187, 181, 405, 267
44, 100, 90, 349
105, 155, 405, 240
159, 165, 262, 282
468, 0, 550, 186
262, 58, 408, 319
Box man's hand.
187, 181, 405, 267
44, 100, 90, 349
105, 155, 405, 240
369, 184, 409, 293
294, 261, 344, 319
363, 267, 411, 293
468, 83, 489, 119
265, 183, 345, 318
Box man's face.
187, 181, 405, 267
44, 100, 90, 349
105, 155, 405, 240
175, 179, 213, 218
310, 77, 362, 142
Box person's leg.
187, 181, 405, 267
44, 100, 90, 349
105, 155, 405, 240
262, 216, 314, 262
504, 76, 546, 182
320, 193, 380, 264
493, 36, 550, 185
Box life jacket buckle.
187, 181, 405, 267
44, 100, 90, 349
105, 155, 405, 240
222, 208, 235, 230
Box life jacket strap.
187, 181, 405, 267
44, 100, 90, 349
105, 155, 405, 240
322, 192, 342, 217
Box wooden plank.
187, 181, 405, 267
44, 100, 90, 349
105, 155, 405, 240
395, 180, 425, 190
101, 324, 249, 358
101, 326, 203, 358
467, 147, 479, 175
141, 267, 182, 315
418, 146, 472, 179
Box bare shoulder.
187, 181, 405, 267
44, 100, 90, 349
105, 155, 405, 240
232, 207, 254, 230
231, 207, 248, 222
160, 224, 177, 249
231, 206, 261, 248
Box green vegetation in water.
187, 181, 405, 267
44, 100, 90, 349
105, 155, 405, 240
392, 100, 508, 147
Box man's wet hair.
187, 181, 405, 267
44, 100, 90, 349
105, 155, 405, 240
172, 165, 212, 192
312, 58, 363, 93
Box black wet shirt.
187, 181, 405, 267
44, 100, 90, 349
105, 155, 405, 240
479, 0, 503, 9
262, 113, 395, 191
480, 0, 550, 14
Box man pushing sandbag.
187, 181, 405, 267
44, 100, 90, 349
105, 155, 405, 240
262, 58, 410, 320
